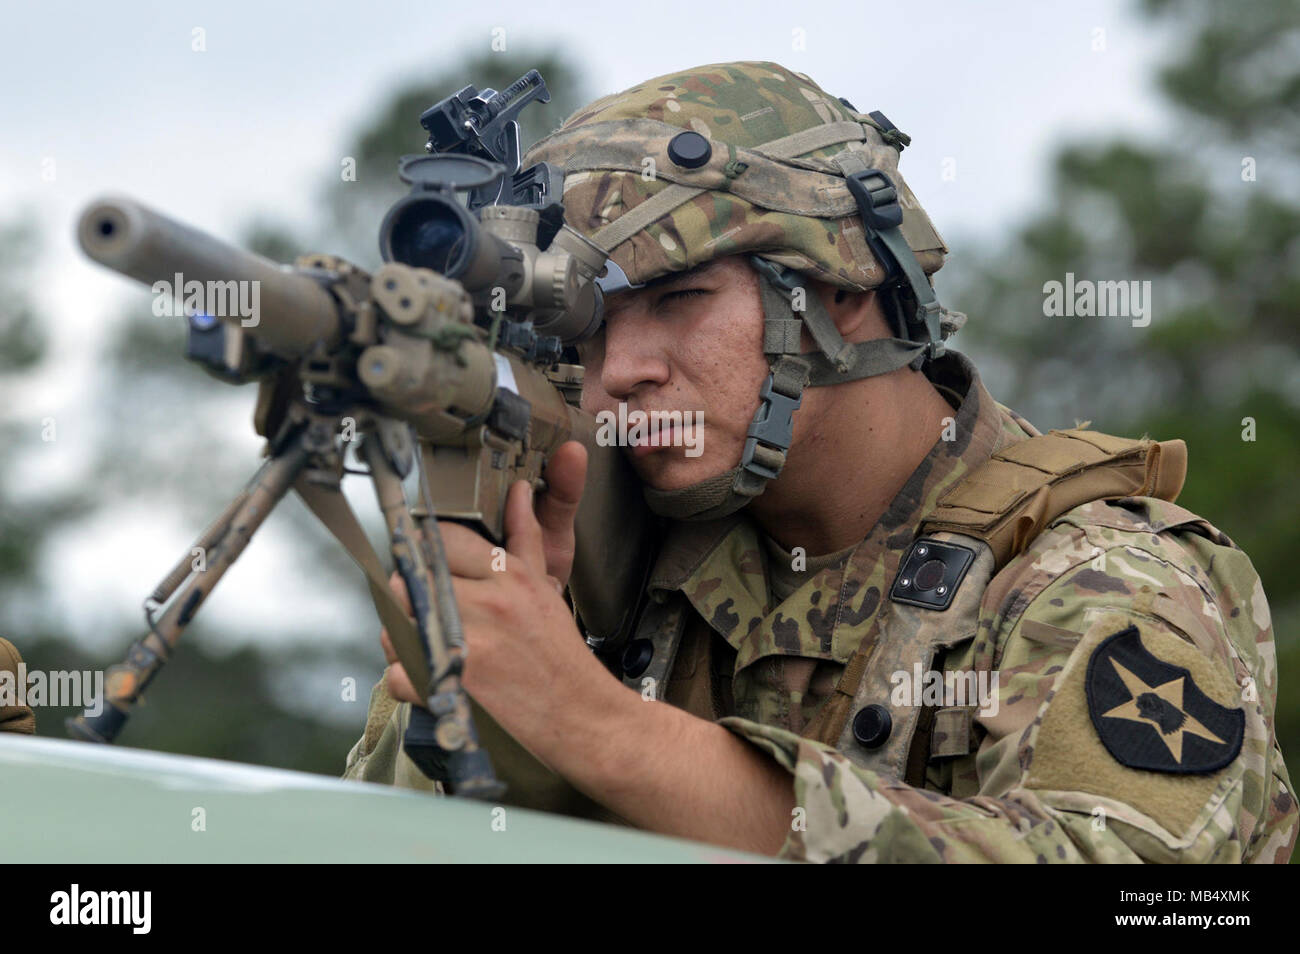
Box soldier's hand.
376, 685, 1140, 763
379, 439, 589, 706
533, 440, 588, 589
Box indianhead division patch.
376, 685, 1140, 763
1085, 625, 1244, 775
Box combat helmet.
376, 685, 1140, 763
522, 61, 965, 520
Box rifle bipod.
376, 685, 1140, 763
66, 403, 504, 800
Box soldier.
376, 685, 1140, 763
345, 61, 1296, 863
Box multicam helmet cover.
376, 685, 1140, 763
523, 61, 959, 520
521, 60, 948, 294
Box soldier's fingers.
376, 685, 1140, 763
438, 520, 497, 579
504, 479, 548, 577
385, 662, 422, 706
390, 529, 493, 592
379, 626, 399, 666
388, 570, 412, 616
536, 441, 588, 585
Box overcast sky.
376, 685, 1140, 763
0, 0, 1180, 646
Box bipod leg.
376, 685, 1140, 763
361, 435, 504, 800
66, 436, 312, 744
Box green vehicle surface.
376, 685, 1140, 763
0, 736, 769, 863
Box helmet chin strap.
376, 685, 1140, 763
642, 348, 807, 522
641, 257, 938, 521
641, 147, 967, 522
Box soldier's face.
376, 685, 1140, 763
576, 256, 772, 490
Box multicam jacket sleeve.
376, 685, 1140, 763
722, 496, 1298, 863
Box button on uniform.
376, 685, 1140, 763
622, 638, 654, 678
852, 704, 892, 749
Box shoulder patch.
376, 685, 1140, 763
1086, 626, 1244, 774
1024, 613, 1246, 849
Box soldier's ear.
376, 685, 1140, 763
821, 283, 888, 341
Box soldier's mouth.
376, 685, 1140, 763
630, 422, 681, 457
596, 404, 706, 458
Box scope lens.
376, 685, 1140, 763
382, 196, 474, 275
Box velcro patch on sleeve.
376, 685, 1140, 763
1086, 625, 1244, 774
1024, 614, 1244, 843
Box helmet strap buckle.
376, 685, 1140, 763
743, 369, 800, 480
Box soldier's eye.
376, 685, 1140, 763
660, 288, 709, 304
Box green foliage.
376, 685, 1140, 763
243, 218, 309, 265
0, 217, 94, 592
0, 217, 46, 372
1144, 0, 1300, 141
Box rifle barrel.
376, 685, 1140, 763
77, 196, 341, 360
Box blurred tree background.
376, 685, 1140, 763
1, 0, 1295, 856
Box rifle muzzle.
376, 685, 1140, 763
78, 196, 342, 360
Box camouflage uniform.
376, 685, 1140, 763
672, 355, 1295, 863
344, 62, 1297, 862
345, 349, 1296, 862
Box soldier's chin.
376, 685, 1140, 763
627, 448, 722, 491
